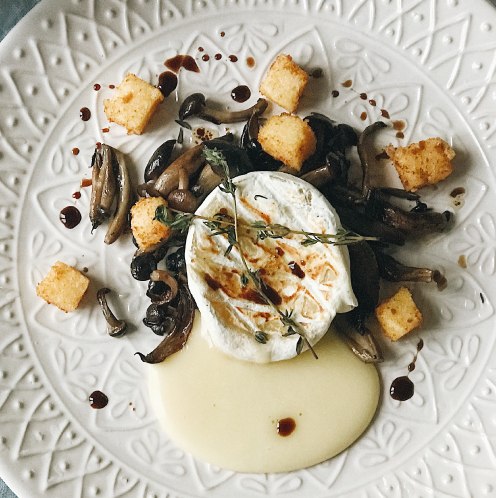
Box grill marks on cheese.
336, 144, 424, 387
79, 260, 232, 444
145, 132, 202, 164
195, 201, 340, 336
186, 172, 356, 362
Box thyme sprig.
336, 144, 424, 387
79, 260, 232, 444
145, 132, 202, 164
155, 208, 376, 247
192, 148, 318, 357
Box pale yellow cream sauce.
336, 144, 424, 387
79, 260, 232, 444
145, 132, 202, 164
148, 312, 380, 473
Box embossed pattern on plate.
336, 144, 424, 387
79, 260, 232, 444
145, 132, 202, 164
1, 1, 496, 497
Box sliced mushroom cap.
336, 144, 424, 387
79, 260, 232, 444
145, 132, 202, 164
149, 269, 178, 304
178, 93, 206, 120
136, 283, 196, 364
144, 139, 176, 182
167, 189, 198, 213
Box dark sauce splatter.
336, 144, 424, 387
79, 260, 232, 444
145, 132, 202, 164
81, 178, 92, 188
95, 142, 101, 150
310, 68, 323, 78
277, 417, 296, 436
332, 90, 339, 98
157, 71, 178, 97
231, 85, 251, 103
275, 247, 284, 256
109, 84, 115, 89
360, 92, 367, 100
72, 191, 81, 199
80, 107, 91, 121
202, 54, 210, 61
433, 271, 447, 291
164, 55, 200, 73
228, 55, 238, 62
198, 47, 204, 52
215, 53, 222, 60
288, 261, 305, 279
360, 112, 367, 121
390, 339, 423, 401
342, 79, 352, 87
396, 132, 404, 139
376, 150, 390, 161
59, 206, 81, 229
220, 31, 225, 37
450, 187, 466, 197
102, 127, 109, 133
72, 148, 79, 155
246, 57, 255, 68
89, 390, 108, 409
393, 120, 405, 131
381, 109, 390, 119
93, 83, 101, 91
369, 99, 376, 106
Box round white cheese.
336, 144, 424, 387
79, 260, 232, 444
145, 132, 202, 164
185, 171, 356, 362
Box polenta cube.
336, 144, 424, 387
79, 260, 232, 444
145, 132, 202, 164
386, 138, 455, 191
258, 113, 316, 171
375, 287, 422, 342
36, 261, 89, 312
259, 54, 308, 113
104, 73, 164, 135
131, 197, 172, 251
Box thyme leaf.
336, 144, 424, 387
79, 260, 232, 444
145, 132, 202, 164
255, 330, 268, 344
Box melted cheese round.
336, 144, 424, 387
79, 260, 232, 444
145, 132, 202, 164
185, 171, 357, 362
148, 313, 380, 473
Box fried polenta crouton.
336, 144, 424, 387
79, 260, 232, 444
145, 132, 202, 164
258, 113, 316, 171
36, 261, 89, 312
259, 54, 308, 113
131, 197, 172, 251
375, 287, 422, 342
386, 138, 455, 191
103, 73, 164, 135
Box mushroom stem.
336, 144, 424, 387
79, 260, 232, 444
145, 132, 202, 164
358, 121, 387, 197
154, 145, 205, 197
97, 288, 127, 337
177, 167, 189, 190
179, 93, 268, 124
104, 148, 132, 244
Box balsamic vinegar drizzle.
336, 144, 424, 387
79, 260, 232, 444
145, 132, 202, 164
390, 339, 423, 401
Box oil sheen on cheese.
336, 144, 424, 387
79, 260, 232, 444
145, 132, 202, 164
148, 313, 380, 473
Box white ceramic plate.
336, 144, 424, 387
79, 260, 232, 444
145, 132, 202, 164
1, 0, 496, 496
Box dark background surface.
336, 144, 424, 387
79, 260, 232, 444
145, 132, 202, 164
0, 0, 495, 497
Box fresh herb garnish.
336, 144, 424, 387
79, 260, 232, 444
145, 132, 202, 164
157, 209, 376, 247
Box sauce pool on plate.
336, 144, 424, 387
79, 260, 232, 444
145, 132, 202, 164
148, 313, 380, 473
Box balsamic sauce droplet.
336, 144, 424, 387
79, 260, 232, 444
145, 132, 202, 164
93, 83, 101, 91
164, 55, 200, 73
231, 85, 251, 103
89, 390, 108, 409
80, 107, 91, 121
59, 206, 82, 229
332, 90, 339, 98
228, 55, 238, 62
288, 261, 305, 279
390, 376, 414, 401
277, 417, 296, 437
246, 57, 255, 68
390, 339, 424, 401
157, 71, 178, 97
